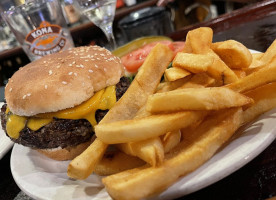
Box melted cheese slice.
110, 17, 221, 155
6, 86, 116, 138
6, 114, 27, 139
27, 118, 53, 131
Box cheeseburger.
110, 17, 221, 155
0, 46, 130, 160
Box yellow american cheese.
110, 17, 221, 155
27, 118, 53, 131
6, 86, 116, 138
6, 114, 27, 139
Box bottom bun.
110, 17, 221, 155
37, 140, 92, 161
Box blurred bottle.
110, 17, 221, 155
60, 0, 81, 26
124, 0, 136, 7
0, 4, 19, 51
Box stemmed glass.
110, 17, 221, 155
75, 0, 117, 49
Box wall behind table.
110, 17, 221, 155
169, 0, 276, 52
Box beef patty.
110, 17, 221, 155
0, 77, 130, 149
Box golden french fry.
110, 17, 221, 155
102, 108, 243, 200
179, 73, 217, 88
117, 137, 164, 167
164, 67, 191, 82
251, 52, 263, 60
242, 82, 276, 124
233, 69, 246, 79
102, 43, 174, 123
156, 76, 191, 93
246, 41, 276, 74
206, 52, 239, 84
162, 130, 181, 153
211, 40, 252, 69
172, 53, 214, 73
259, 39, 276, 64
146, 87, 252, 113
186, 27, 238, 84
68, 44, 174, 179
249, 53, 264, 69
247, 40, 276, 72
246, 54, 264, 74
95, 111, 207, 144
94, 149, 145, 176
67, 138, 107, 179
186, 27, 213, 53
226, 57, 276, 93
116, 104, 165, 166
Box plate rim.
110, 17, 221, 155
0, 102, 14, 160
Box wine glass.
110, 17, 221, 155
75, 0, 117, 49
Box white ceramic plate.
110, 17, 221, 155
10, 107, 276, 200
0, 102, 14, 160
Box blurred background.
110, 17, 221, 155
0, 0, 271, 91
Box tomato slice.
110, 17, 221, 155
121, 41, 173, 73
171, 41, 186, 57
121, 41, 185, 73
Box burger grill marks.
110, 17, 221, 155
0, 77, 130, 149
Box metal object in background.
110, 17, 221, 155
118, 6, 174, 42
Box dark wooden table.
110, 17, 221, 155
0, 0, 275, 199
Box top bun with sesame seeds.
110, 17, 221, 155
5, 46, 124, 116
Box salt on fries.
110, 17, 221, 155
68, 27, 276, 199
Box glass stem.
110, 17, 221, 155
100, 22, 117, 50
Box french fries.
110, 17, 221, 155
102, 108, 243, 200
259, 39, 276, 65
146, 87, 252, 113
226, 58, 276, 93
173, 53, 214, 73
117, 137, 164, 166
95, 111, 207, 144
67, 138, 107, 179
179, 73, 217, 88
162, 130, 182, 153
156, 76, 191, 92
101, 43, 174, 123
66, 27, 276, 200
94, 149, 145, 176
242, 82, 276, 124
164, 67, 191, 82
246, 40, 276, 74
233, 69, 246, 79
185, 27, 239, 84
68, 43, 174, 179
211, 40, 252, 69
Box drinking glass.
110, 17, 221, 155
2, 0, 75, 61
75, 0, 117, 49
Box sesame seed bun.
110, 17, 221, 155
5, 46, 124, 116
